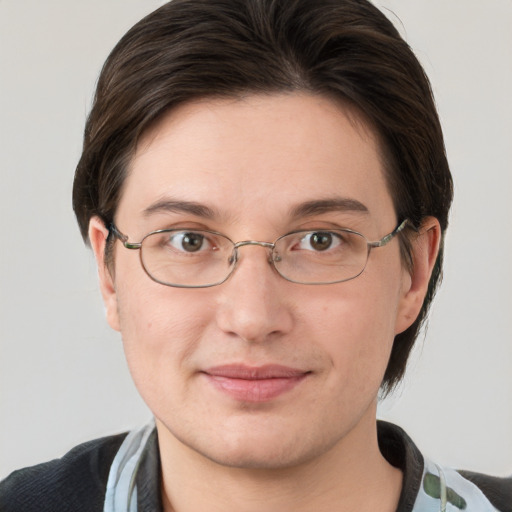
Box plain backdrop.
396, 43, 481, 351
1, 0, 511, 479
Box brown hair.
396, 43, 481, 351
73, 0, 453, 393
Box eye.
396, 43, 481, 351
298, 231, 342, 252
167, 231, 211, 253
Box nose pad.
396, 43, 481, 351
272, 251, 282, 263
228, 248, 238, 266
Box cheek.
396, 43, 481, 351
114, 278, 214, 389
303, 273, 402, 386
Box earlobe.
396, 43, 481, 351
88, 217, 121, 332
395, 217, 441, 334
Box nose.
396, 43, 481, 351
215, 243, 294, 343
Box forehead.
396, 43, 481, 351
117, 93, 396, 232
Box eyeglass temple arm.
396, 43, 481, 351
108, 224, 142, 250
367, 219, 409, 248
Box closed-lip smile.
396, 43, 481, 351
201, 364, 310, 402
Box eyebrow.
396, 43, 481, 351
289, 197, 369, 218
143, 198, 217, 219
141, 196, 369, 222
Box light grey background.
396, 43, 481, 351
1, 0, 511, 479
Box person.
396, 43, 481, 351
1, 0, 510, 510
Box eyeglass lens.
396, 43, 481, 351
139, 229, 370, 287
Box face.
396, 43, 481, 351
91, 93, 432, 470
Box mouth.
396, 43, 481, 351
201, 364, 310, 403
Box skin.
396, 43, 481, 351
89, 93, 440, 511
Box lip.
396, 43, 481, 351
201, 364, 310, 403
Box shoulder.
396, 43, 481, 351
419, 460, 512, 512
377, 422, 511, 512
0, 432, 128, 512
457, 470, 512, 512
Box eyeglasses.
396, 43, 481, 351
109, 220, 408, 288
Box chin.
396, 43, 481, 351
175, 424, 336, 471
199, 444, 315, 471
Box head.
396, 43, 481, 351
74, 2, 451, 470
73, 0, 452, 396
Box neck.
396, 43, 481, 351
157, 406, 403, 512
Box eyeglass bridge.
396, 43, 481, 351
229, 240, 281, 264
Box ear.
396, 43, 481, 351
395, 217, 441, 335
88, 216, 121, 332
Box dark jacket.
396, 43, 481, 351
1, 422, 510, 511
